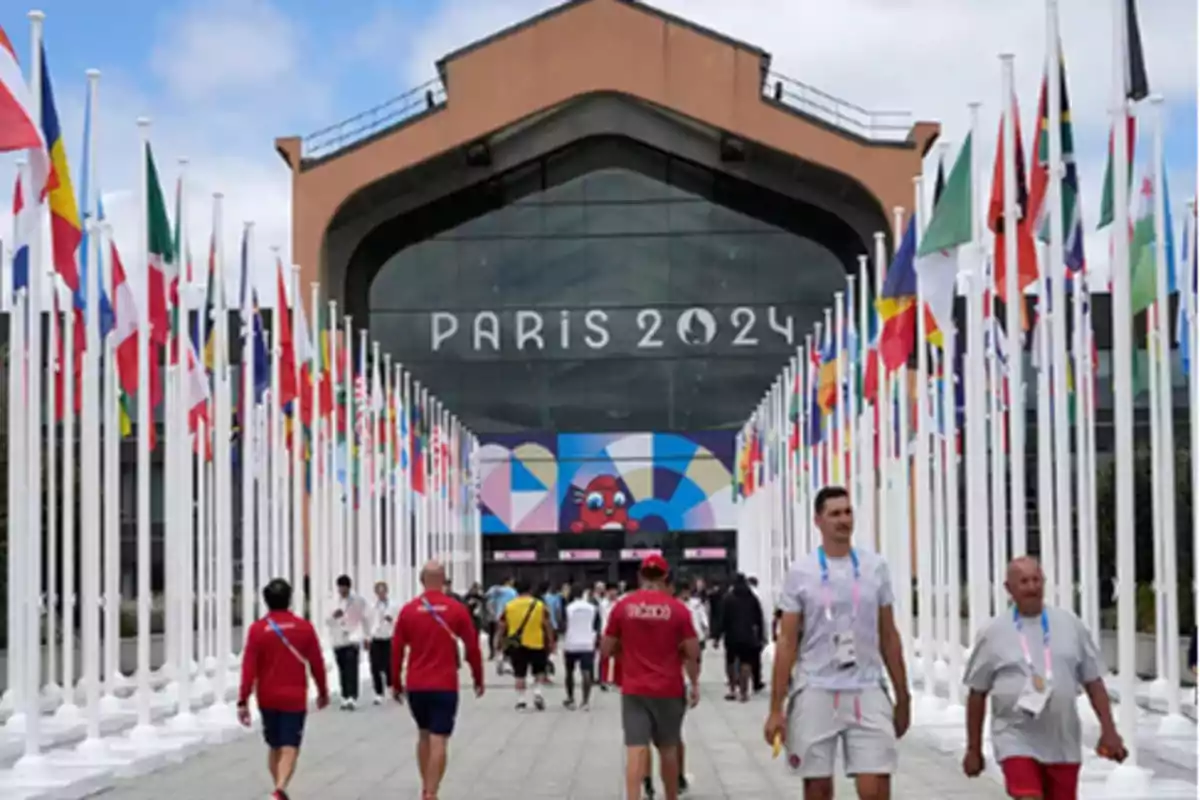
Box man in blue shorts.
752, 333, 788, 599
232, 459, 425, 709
238, 579, 329, 800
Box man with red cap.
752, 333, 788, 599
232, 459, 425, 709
601, 553, 701, 800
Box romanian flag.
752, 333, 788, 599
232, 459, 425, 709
875, 217, 918, 371
275, 261, 299, 410
38, 45, 80, 295
816, 327, 838, 414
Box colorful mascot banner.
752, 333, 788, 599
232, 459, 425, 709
477, 432, 735, 534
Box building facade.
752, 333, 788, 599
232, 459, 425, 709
276, 0, 938, 586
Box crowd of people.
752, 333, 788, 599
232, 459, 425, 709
236, 484, 1133, 800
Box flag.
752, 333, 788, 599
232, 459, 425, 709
1123, 0, 1150, 102
875, 217, 918, 371
988, 94, 1039, 310
38, 45, 81, 296
1098, 116, 1138, 230
1029, 51, 1086, 273
817, 326, 837, 414
916, 134, 973, 342
1129, 171, 1159, 315
110, 237, 156, 448
0, 26, 49, 192
144, 144, 175, 346
11, 173, 33, 297
275, 261, 299, 411
294, 283, 315, 426
317, 303, 334, 420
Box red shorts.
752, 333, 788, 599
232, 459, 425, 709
1000, 758, 1081, 800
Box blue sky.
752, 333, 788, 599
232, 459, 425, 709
1, 0, 1196, 302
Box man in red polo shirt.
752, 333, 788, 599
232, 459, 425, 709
237, 578, 329, 800
392, 560, 485, 800
602, 554, 701, 800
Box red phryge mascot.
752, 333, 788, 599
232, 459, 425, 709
570, 475, 639, 533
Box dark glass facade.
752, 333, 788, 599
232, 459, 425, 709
369, 138, 849, 433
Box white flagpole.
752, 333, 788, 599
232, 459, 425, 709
1187, 201, 1200, 718
964, 102, 990, 638
472, 435, 482, 586
207, 193, 231, 718
833, 292, 846, 489
988, 296, 1007, 617
1148, 95, 1182, 722
1045, 1, 1074, 612
1034, 262, 1056, 599
384, 353, 395, 591
168, 158, 186, 697
239, 222, 257, 639
308, 282, 322, 628
371, 341, 382, 581
342, 314, 353, 587
913, 175, 938, 711
100, 219, 124, 709
60, 274, 77, 714
290, 266, 304, 620
213, 197, 234, 682
20, 18, 47, 757
872, 231, 888, 555
268, 251, 283, 585
76, 130, 104, 743
46, 283, 59, 705
130, 115, 154, 739
4, 150, 28, 721
942, 325, 963, 709
929, 348, 947, 676
1000, 54, 1027, 559
855, 256, 873, 545
356, 329, 369, 591
402, 371, 414, 599
1107, 0, 1141, 772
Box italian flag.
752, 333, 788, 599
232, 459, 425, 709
147, 143, 208, 438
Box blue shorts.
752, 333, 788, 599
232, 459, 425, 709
407, 691, 459, 736
259, 708, 306, 750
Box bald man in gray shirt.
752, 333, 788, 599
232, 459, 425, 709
962, 556, 1126, 799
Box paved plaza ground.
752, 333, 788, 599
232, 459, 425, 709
84, 651, 1006, 800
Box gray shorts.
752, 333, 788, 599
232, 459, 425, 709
621, 694, 686, 748
785, 685, 896, 778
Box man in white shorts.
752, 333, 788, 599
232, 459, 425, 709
763, 485, 911, 800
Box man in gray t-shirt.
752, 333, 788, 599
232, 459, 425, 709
764, 486, 910, 799
962, 556, 1126, 798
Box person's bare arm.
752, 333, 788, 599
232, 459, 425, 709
769, 611, 802, 716
878, 604, 909, 699
965, 689, 988, 754
600, 635, 620, 660
681, 637, 701, 686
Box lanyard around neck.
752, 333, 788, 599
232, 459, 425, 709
1012, 608, 1052, 681
817, 546, 860, 622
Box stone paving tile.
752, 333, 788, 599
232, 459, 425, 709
87, 651, 1007, 799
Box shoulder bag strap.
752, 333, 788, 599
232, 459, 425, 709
267, 619, 309, 667
514, 598, 540, 639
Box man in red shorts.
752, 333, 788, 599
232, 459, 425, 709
237, 578, 329, 800
962, 556, 1126, 799
601, 554, 700, 800
392, 560, 485, 800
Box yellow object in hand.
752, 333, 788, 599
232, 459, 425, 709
772, 733, 783, 759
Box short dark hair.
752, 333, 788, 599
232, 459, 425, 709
675, 580, 691, 595
263, 579, 292, 612
814, 485, 850, 515
536, 581, 551, 596
514, 578, 532, 595
336, 574, 352, 589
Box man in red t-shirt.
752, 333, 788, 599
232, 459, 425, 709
237, 579, 329, 800
601, 554, 701, 800
392, 561, 485, 800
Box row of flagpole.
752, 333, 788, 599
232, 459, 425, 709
735, 0, 1197, 786
2, 8, 483, 769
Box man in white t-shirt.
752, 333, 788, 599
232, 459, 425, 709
562, 589, 601, 710
764, 485, 911, 800
596, 584, 617, 690
327, 574, 370, 710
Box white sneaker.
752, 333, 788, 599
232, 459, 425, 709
373, 696, 383, 706
580, 701, 590, 712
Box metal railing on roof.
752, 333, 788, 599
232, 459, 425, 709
301, 78, 447, 162
764, 72, 912, 143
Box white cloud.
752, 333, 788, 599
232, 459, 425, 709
4, 0, 1196, 314
397, 0, 1198, 284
